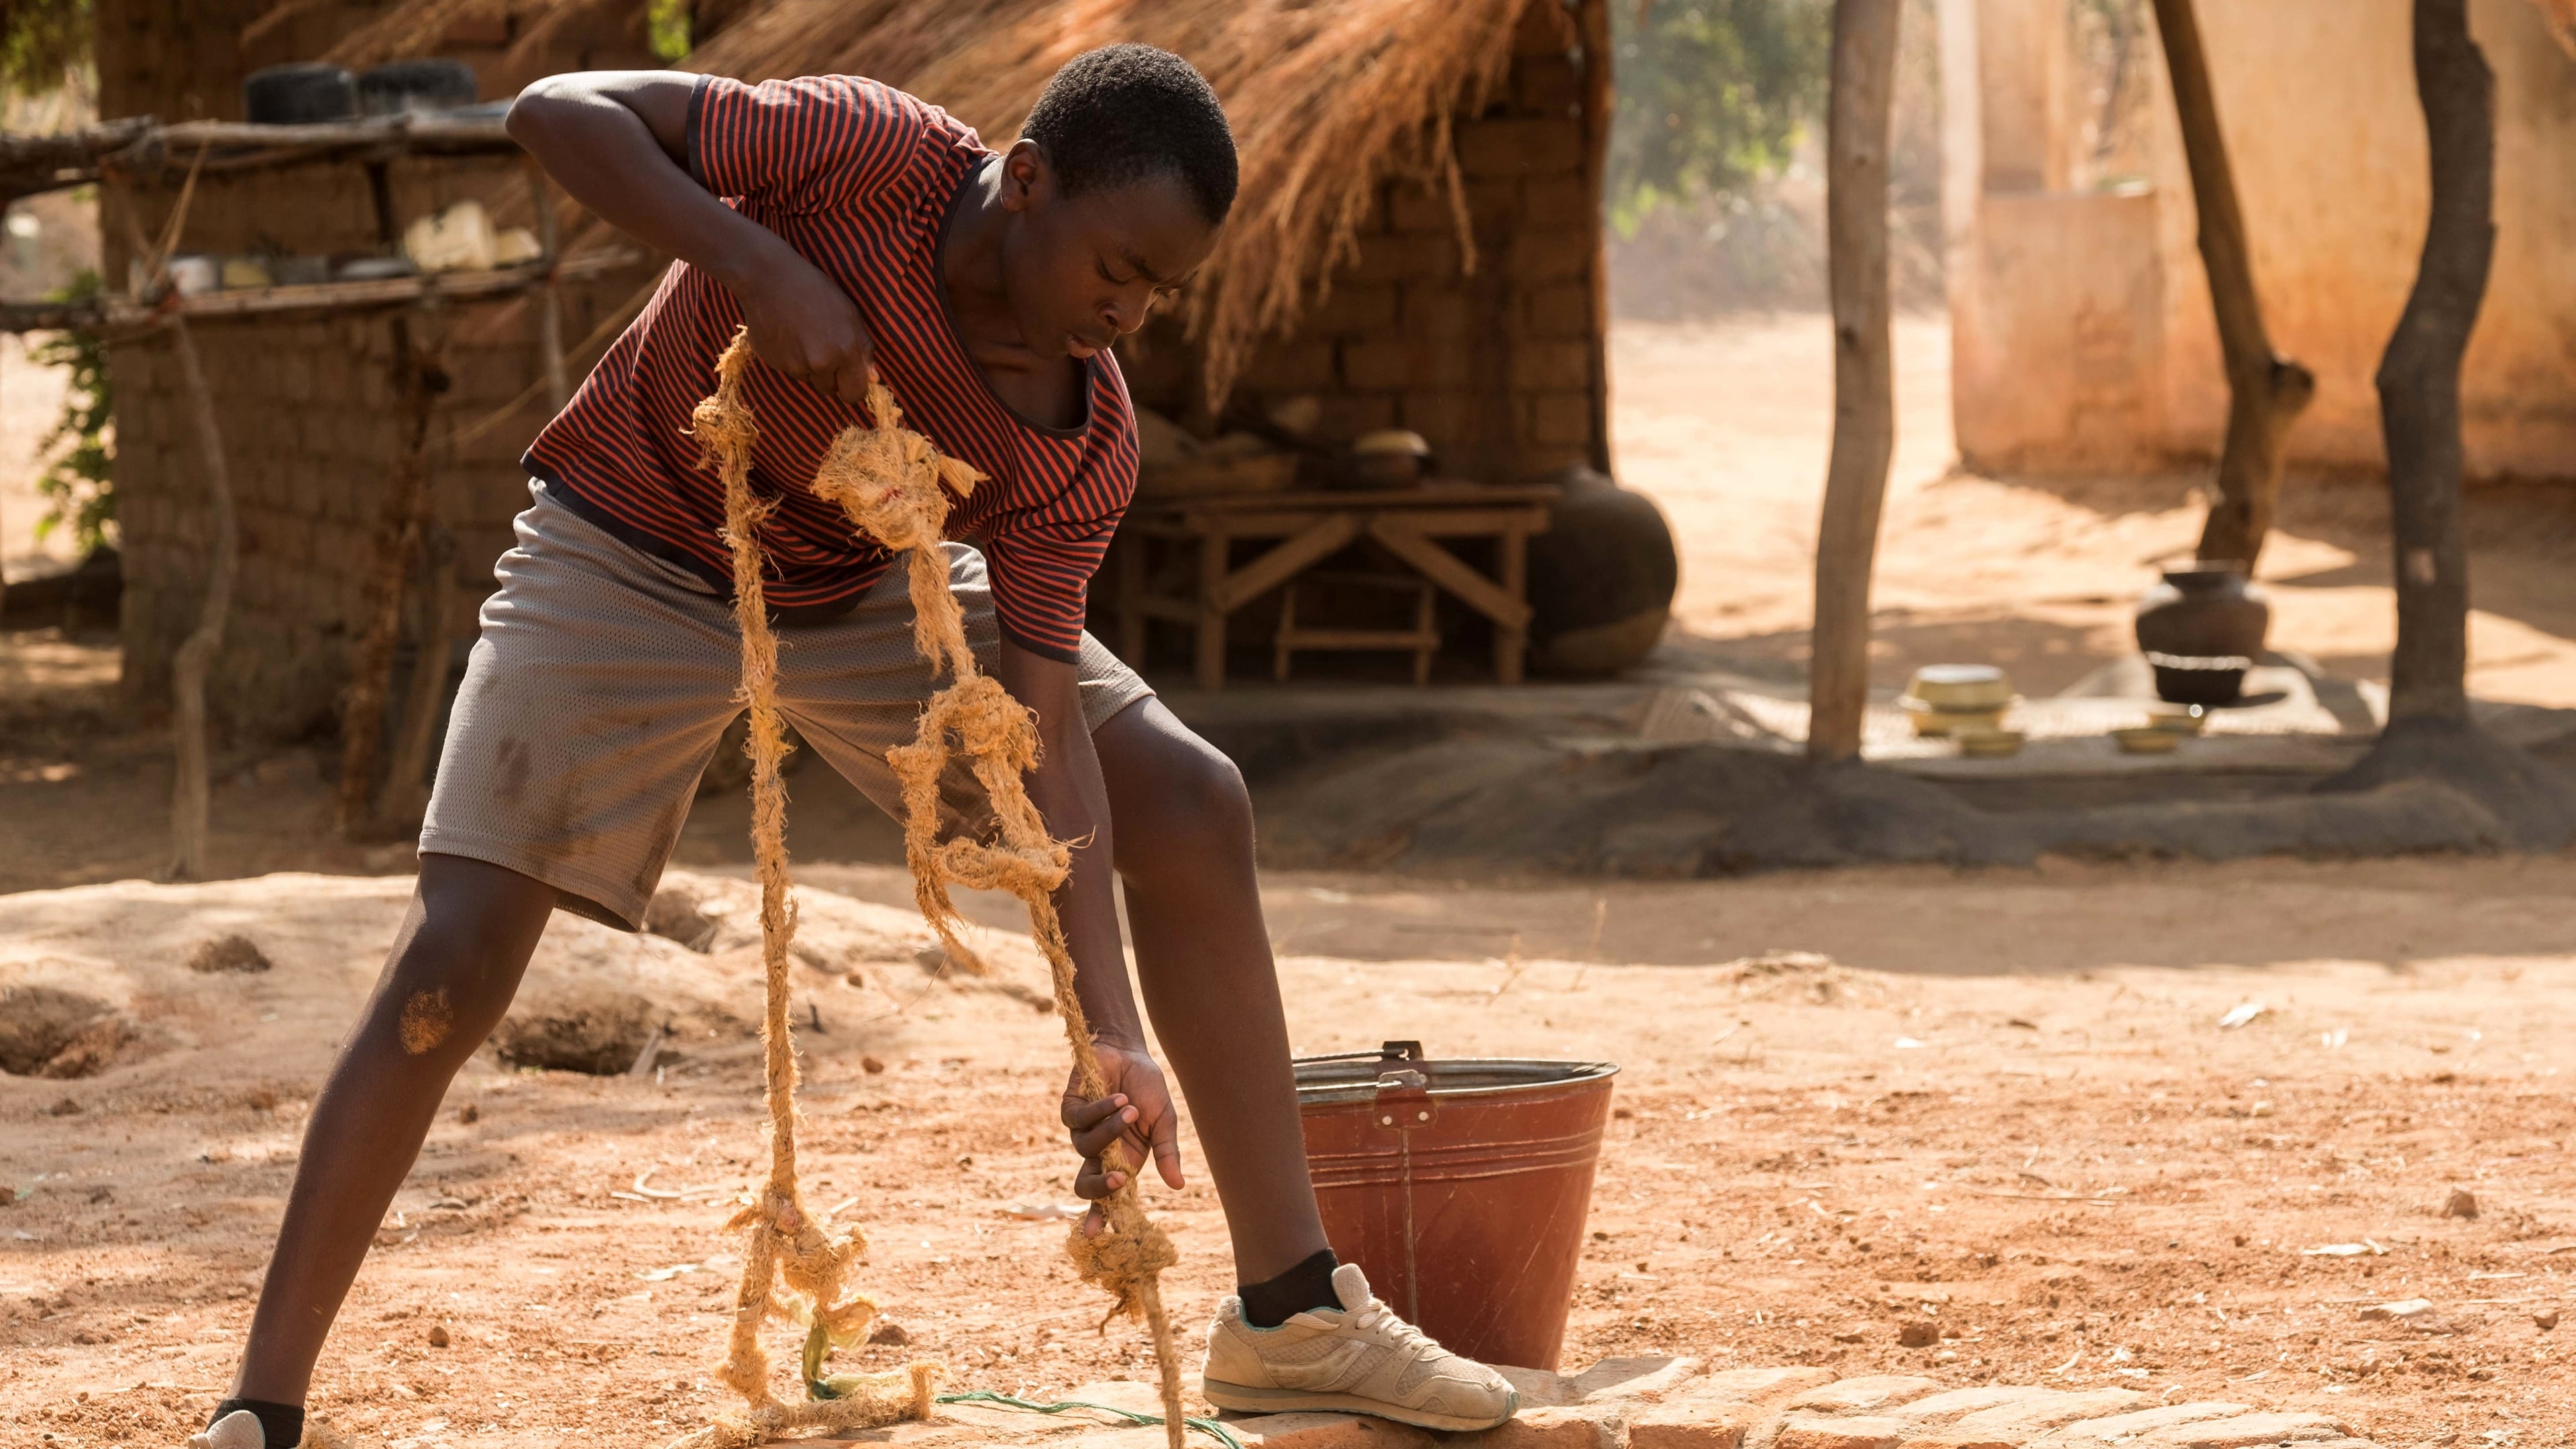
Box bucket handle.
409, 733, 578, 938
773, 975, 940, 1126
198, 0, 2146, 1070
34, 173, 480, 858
1291, 1040, 1425, 1069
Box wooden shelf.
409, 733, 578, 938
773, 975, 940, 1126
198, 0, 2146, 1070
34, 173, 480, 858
1, 248, 646, 333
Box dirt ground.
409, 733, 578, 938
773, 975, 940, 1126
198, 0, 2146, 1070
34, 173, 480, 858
9, 315, 2576, 1448
8, 858, 2576, 1449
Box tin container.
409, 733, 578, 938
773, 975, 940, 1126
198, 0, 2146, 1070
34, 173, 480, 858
1295, 1042, 1617, 1370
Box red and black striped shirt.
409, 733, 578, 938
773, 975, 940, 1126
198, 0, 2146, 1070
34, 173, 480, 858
523, 74, 1139, 662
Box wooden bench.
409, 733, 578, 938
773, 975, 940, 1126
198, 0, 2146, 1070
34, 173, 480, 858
1111, 483, 1558, 690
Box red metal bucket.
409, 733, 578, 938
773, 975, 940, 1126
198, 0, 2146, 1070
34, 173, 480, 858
1295, 1041, 1618, 1371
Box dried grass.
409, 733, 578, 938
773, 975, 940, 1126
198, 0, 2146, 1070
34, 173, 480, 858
312, 0, 1545, 406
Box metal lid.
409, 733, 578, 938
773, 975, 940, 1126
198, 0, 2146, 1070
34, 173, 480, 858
1293, 1040, 1617, 1106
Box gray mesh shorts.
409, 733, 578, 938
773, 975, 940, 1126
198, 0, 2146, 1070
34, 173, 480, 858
419, 483, 1155, 930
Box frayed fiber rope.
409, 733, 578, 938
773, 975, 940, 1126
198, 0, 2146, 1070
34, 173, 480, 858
688, 330, 1188, 1449
661, 337, 943, 1449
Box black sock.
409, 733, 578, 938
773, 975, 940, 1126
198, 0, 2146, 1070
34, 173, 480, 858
1238, 1247, 1341, 1329
209, 1398, 304, 1449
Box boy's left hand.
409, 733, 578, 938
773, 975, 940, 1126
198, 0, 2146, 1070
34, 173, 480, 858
1061, 1041, 1185, 1236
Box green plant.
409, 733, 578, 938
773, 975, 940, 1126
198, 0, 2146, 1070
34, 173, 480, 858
2, 0, 89, 96
30, 269, 114, 553
647, 0, 692, 63
1607, 0, 1832, 233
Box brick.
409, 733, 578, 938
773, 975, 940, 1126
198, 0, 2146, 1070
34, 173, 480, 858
1240, 339, 1337, 392
2038, 1403, 2251, 1444
1529, 391, 1593, 446
1515, 54, 1582, 112
1790, 1377, 1945, 1415
1400, 390, 1481, 446
1523, 174, 1595, 221
1465, 176, 1521, 223
2135, 1413, 2349, 1449
1562, 1355, 1705, 1405
1345, 339, 1473, 391
1953, 1391, 2149, 1436
1344, 232, 1466, 284
1631, 1409, 1751, 1449
1400, 288, 1477, 339
1472, 1405, 1619, 1448
1526, 282, 1593, 338
1508, 227, 1595, 282
1303, 282, 1398, 337
1458, 118, 1584, 178
1387, 184, 1457, 235
1509, 342, 1591, 392
1229, 1411, 1438, 1449
1898, 1434, 2021, 1449
1776, 1413, 1911, 1449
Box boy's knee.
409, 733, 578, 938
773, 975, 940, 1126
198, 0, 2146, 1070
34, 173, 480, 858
1122, 737, 1253, 875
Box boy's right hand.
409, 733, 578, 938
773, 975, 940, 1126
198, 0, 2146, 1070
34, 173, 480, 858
733, 247, 877, 407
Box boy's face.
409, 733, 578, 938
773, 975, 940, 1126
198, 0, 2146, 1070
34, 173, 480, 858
998, 142, 1222, 363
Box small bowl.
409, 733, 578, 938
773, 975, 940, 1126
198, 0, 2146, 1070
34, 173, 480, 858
1898, 697, 2011, 737
1907, 663, 2015, 711
2112, 725, 2182, 755
1955, 728, 2025, 758
2146, 702, 2208, 735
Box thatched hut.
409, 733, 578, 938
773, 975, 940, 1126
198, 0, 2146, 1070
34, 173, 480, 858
95, 0, 1612, 744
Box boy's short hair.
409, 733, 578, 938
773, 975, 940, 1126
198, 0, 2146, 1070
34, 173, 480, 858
1022, 44, 1237, 225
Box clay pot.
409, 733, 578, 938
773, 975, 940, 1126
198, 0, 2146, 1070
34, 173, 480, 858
2135, 562, 2269, 706
1526, 467, 1678, 676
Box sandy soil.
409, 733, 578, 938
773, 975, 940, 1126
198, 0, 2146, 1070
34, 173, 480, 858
1611, 316, 2576, 708
9, 859, 2576, 1449
9, 316, 2576, 1448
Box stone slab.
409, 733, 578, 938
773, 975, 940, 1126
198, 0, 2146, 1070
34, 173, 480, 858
2136, 1413, 2350, 1449
2037, 1403, 2254, 1444
1788, 1377, 1944, 1415
1894, 1388, 2065, 1427
1774, 1413, 1912, 1449
1951, 1391, 2151, 1436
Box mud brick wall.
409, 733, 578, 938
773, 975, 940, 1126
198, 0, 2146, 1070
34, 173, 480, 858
96, 0, 659, 741
1124, 3, 1609, 485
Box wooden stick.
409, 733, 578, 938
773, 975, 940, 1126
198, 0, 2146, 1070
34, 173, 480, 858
377, 527, 462, 826
2377, 0, 2493, 724
526, 161, 572, 410
1806, 0, 1904, 765
163, 311, 236, 881
337, 338, 447, 836
2149, 0, 2315, 568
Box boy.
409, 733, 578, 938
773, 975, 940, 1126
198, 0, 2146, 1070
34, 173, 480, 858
195, 45, 1517, 1449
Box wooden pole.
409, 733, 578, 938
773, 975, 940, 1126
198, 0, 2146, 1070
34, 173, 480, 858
2377, 0, 2492, 724
1574, 0, 1615, 476
2149, 0, 2315, 568
527, 160, 572, 411
337, 340, 445, 836
164, 313, 237, 881
1807, 0, 1903, 765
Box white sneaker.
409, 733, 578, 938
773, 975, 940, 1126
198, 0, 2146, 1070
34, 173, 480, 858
190, 1410, 272, 1449
1200, 1263, 1519, 1432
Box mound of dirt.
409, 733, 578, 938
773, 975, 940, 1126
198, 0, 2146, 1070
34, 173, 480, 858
493, 989, 663, 1075
0, 983, 136, 1077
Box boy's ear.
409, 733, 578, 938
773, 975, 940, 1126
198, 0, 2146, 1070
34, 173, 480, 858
1000, 140, 1051, 214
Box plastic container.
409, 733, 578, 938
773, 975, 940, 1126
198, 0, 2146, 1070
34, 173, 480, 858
1295, 1041, 1617, 1371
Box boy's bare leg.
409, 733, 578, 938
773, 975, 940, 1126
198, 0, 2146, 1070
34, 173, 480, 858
1092, 698, 1330, 1285
227, 853, 557, 1406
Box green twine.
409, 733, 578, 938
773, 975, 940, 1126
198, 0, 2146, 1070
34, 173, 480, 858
800, 1321, 1244, 1449
931, 1389, 1248, 1449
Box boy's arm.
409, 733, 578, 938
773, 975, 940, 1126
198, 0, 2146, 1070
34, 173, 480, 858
505, 70, 877, 403
994, 641, 1187, 1203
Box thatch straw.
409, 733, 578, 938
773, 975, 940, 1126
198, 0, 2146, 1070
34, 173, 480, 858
311, 0, 1548, 407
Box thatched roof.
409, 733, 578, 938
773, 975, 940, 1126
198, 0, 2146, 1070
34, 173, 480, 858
316, 0, 1553, 405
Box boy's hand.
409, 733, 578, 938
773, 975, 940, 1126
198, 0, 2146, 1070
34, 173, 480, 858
732, 249, 877, 407
1060, 1040, 1185, 1236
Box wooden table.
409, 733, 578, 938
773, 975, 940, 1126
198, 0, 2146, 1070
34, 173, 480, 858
1113, 484, 1558, 690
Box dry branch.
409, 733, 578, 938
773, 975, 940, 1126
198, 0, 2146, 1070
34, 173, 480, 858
1807, 0, 1904, 765
2149, 0, 2314, 568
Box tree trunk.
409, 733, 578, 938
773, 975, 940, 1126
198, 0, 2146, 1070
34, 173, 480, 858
1807, 0, 1903, 765
2320, 0, 2573, 851
2379, 0, 2491, 724
2149, 0, 2315, 569
166, 315, 237, 881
